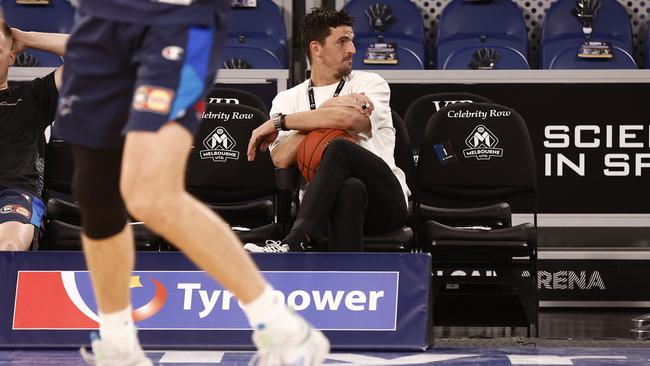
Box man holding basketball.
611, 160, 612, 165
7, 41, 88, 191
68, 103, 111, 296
246, 8, 409, 253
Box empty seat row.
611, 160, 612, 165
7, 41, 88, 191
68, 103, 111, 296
1, 0, 641, 70
436, 0, 636, 69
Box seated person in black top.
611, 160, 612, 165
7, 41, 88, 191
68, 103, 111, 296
0, 22, 67, 250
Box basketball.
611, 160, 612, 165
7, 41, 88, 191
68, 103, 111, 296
296, 128, 354, 181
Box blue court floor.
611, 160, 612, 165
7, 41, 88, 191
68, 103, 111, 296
2, 347, 650, 366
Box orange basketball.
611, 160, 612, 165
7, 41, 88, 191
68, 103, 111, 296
297, 128, 354, 181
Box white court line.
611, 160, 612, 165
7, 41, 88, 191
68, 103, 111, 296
157, 351, 225, 363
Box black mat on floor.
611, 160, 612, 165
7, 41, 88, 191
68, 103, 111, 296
434, 337, 650, 348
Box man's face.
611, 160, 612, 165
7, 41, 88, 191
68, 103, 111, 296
317, 25, 355, 77
0, 34, 15, 84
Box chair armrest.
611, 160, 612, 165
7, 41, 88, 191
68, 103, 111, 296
418, 202, 511, 228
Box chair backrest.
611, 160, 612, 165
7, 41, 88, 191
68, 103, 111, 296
343, 0, 426, 41
417, 102, 536, 209
436, 0, 528, 44
228, 0, 287, 45
441, 44, 530, 70
2, 0, 74, 66
391, 111, 416, 197
43, 137, 74, 196
353, 36, 426, 70
205, 87, 268, 115
219, 44, 285, 69
405, 92, 492, 153
548, 45, 637, 69
186, 104, 276, 203
1, 0, 75, 33
541, 0, 633, 47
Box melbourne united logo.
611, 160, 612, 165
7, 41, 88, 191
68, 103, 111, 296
200, 126, 240, 162
463, 125, 503, 160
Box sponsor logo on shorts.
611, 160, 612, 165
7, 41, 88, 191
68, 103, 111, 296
161, 45, 185, 61
133, 86, 175, 115
199, 126, 240, 162
0, 205, 30, 219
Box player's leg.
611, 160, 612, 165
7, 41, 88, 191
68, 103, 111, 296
0, 190, 44, 251
55, 15, 152, 366
0, 222, 33, 251
121, 124, 268, 302
118, 20, 328, 364
71, 146, 151, 366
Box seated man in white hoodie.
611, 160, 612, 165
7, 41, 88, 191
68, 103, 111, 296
246, 8, 409, 253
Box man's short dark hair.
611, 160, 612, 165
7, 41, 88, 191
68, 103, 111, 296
302, 8, 353, 62
0, 21, 12, 47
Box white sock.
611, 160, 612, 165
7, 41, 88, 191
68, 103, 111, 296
99, 306, 137, 353
242, 285, 307, 347
241, 285, 284, 329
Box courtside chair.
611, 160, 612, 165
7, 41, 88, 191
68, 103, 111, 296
41, 138, 161, 251
540, 0, 636, 69
1, 0, 74, 67
435, 0, 529, 69
182, 103, 289, 247
361, 111, 415, 251
343, 0, 427, 69
416, 102, 538, 336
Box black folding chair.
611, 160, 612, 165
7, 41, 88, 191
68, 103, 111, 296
416, 102, 538, 336
182, 103, 289, 246
41, 138, 161, 251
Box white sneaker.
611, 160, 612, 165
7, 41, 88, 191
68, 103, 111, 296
244, 240, 290, 253
250, 314, 330, 366
80, 332, 153, 366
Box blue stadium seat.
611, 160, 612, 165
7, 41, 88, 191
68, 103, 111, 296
343, 0, 427, 69
223, 0, 288, 68
352, 35, 425, 69
1, 0, 74, 67
435, 0, 529, 70
441, 45, 529, 69
218, 42, 285, 69
540, 0, 635, 69
547, 44, 636, 69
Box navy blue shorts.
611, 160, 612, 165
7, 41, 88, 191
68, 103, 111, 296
0, 189, 45, 227
56, 12, 226, 149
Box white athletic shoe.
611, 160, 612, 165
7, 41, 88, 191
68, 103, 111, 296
80, 332, 153, 366
244, 240, 290, 253
250, 314, 330, 366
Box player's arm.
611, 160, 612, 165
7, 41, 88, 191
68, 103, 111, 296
11, 28, 68, 90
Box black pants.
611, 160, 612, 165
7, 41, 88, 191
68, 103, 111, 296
293, 139, 407, 252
